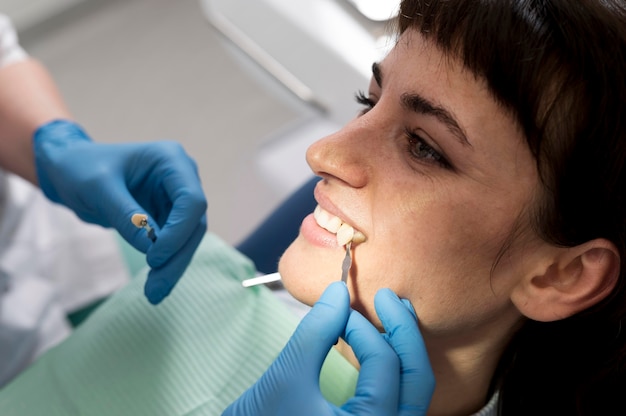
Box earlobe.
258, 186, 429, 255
512, 239, 620, 322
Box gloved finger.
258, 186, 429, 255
89, 181, 156, 254
342, 310, 400, 415
286, 281, 351, 374
142, 144, 207, 269
222, 282, 350, 416
375, 289, 435, 415
143, 218, 206, 304
145, 189, 207, 268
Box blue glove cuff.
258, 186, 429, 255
33, 119, 92, 146
33, 119, 92, 204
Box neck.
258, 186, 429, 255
334, 316, 524, 415
425, 339, 502, 415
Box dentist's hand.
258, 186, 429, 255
223, 282, 435, 416
33, 119, 207, 304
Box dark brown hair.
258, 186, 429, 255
397, 0, 626, 414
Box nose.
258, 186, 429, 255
305, 118, 372, 188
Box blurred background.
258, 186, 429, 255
1, 0, 397, 245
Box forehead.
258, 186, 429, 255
385, 31, 521, 142
383, 30, 490, 107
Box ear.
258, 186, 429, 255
511, 239, 620, 322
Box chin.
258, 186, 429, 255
278, 237, 340, 307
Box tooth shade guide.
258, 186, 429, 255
351, 232, 366, 244
336, 223, 355, 246
131, 213, 149, 228
131, 213, 157, 242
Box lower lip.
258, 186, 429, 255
300, 213, 339, 248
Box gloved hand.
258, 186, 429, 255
33, 119, 208, 304
223, 282, 435, 416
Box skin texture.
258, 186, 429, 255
0, 59, 72, 184
279, 29, 556, 414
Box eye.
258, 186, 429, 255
355, 90, 375, 115
405, 129, 450, 168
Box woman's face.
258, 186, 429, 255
279, 29, 546, 337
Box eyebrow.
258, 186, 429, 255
371, 62, 472, 148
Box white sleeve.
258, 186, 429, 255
0, 14, 28, 68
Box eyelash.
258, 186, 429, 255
354, 90, 375, 114
354, 90, 450, 168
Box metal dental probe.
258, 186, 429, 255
341, 242, 352, 283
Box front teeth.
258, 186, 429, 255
314, 205, 342, 233
314, 205, 365, 246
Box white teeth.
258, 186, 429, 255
326, 216, 342, 233
314, 205, 342, 233
313, 205, 365, 246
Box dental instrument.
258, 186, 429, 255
341, 242, 352, 283
242, 272, 282, 287
131, 213, 157, 242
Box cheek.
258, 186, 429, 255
278, 236, 346, 306
355, 202, 516, 329
278, 189, 528, 332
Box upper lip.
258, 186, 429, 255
313, 185, 360, 232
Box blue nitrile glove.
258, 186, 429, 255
33, 119, 208, 304
223, 282, 435, 416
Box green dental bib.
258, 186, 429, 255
0, 233, 357, 415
